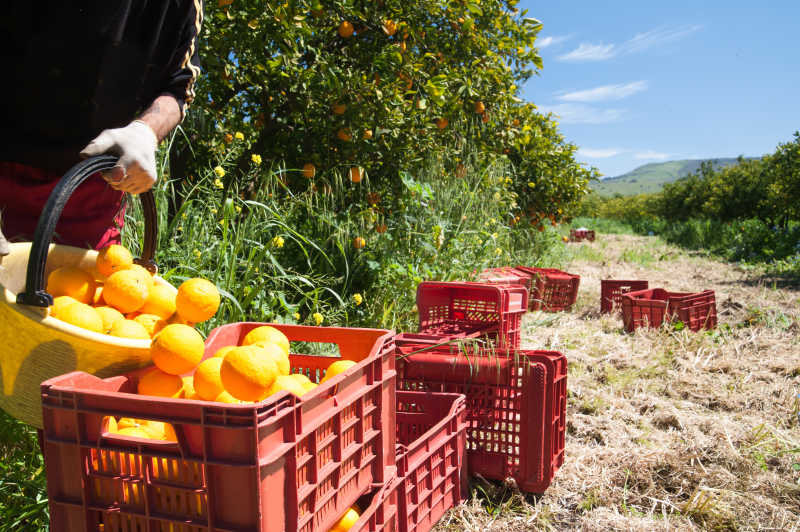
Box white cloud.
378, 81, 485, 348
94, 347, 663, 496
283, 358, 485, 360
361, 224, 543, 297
578, 148, 623, 158
558, 81, 648, 103
558, 43, 615, 62
537, 103, 625, 124
635, 151, 670, 160
558, 24, 702, 62
537, 34, 570, 49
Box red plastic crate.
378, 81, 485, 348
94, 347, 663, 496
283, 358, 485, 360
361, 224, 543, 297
515, 266, 580, 312
621, 289, 717, 332
395, 391, 468, 532
41, 323, 396, 532
569, 229, 596, 242
416, 281, 528, 350
478, 266, 532, 288
395, 347, 567, 494
600, 279, 649, 313
349, 473, 401, 532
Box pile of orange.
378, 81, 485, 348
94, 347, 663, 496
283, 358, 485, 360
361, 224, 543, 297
47, 244, 220, 340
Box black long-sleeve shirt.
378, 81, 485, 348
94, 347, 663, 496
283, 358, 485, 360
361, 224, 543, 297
0, 1, 203, 175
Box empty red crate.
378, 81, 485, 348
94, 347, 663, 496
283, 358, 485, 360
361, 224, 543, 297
621, 289, 717, 332
395, 391, 468, 532
416, 281, 528, 350
569, 229, 596, 242
600, 279, 649, 313
515, 266, 580, 312
395, 347, 567, 494
42, 323, 396, 532
478, 267, 532, 289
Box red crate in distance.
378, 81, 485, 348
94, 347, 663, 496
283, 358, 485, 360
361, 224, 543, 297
416, 281, 528, 350
42, 323, 396, 532
515, 266, 580, 312
600, 279, 649, 313
621, 288, 717, 333
396, 347, 567, 494
395, 391, 468, 532
569, 229, 596, 242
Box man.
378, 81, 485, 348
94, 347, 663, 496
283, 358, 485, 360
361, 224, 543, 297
0, 2, 203, 254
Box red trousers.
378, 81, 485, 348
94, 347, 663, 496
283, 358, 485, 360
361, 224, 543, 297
0, 162, 124, 250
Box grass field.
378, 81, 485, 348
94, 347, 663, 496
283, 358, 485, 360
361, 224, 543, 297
2, 231, 798, 531
436, 233, 800, 531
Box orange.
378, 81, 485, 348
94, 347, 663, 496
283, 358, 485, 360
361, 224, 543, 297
128, 264, 155, 287
139, 284, 177, 319
138, 367, 184, 398
182, 376, 198, 399
436, 117, 449, 130
109, 319, 151, 340
332, 103, 347, 115
241, 326, 290, 355
349, 167, 362, 183
474, 101, 485, 114
288, 373, 317, 394
302, 162, 316, 179
382, 19, 397, 36
56, 302, 104, 333
47, 266, 97, 304
353, 236, 366, 249
362, 129, 373, 140
193, 357, 225, 400
96, 244, 134, 277
117, 417, 143, 431
92, 286, 104, 305
337, 128, 352, 142
214, 391, 241, 404
338, 20, 354, 38
252, 341, 291, 375
51, 295, 79, 318
220, 345, 279, 401
213, 345, 237, 359
265, 375, 307, 398
331, 507, 360, 532
102, 415, 118, 434
151, 324, 205, 375
175, 278, 221, 323
116, 427, 152, 439
103, 269, 150, 313
320, 360, 356, 384
133, 313, 168, 337
95, 306, 125, 333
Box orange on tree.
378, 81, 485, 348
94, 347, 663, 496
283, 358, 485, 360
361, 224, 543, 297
96, 244, 133, 277
175, 278, 221, 323
302, 162, 316, 178
336, 128, 352, 142
349, 167, 362, 183
362, 129, 373, 140
56, 302, 104, 333
241, 325, 290, 355
435, 117, 449, 130
353, 236, 366, 249
151, 323, 205, 375
220, 345, 279, 401
95, 306, 125, 333
320, 360, 356, 384
338, 21, 354, 38
332, 103, 346, 115
375, 223, 387, 234
109, 319, 151, 340
382, 19, 397, 36
47, 266, 97, 304
138, 367, 184, 398
139, 284, 177, 319
103, 269, 150, 313
474, 101, 485, 114
193, 357, 226, 400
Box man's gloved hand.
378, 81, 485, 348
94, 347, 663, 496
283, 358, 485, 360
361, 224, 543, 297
80, 120, 158, 195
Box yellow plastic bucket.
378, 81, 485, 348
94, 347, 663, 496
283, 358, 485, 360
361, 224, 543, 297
0, 156, 169, 427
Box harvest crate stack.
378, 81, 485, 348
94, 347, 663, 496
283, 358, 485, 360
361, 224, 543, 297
621, 288, 717, 333
515, 266, 581, 312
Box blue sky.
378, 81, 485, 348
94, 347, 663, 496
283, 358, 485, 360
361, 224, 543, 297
518, 1, 800, 177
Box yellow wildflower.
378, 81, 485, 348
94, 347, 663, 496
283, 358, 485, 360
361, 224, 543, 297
214, 166, 225, 178
293, 312, 301, 321
210, 208, 218, 214
312, 312, 324, 325
271, 235, 285, 248
251, 153, 262, 165
527, 181, 535, 188
235, 205, 242, 213
234, 131, 245, 140
193, 249, 201, 259
495, 247, 503, 256
353, 293, 363, 306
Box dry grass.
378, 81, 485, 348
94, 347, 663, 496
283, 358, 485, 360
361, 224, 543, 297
436, 234, 800, 531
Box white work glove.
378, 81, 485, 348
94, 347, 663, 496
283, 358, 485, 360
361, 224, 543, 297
80, 120, 158, 195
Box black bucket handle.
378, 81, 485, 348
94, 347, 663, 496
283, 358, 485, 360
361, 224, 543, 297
16, 155, 158, 308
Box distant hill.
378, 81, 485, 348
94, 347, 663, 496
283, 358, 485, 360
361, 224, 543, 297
591, 158, 753, 197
